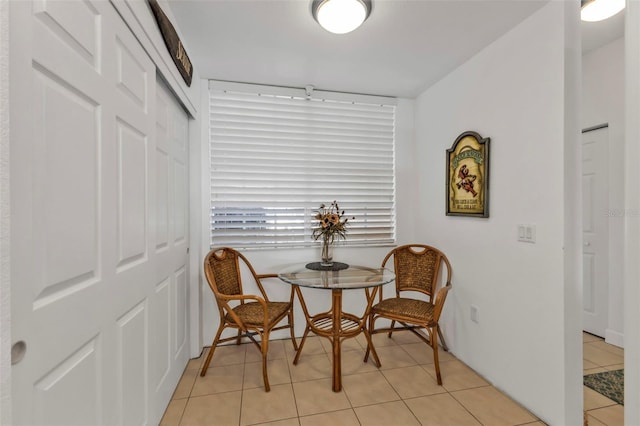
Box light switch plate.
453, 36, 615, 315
518, 224, 536, 243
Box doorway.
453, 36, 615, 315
582, 125, 609, 337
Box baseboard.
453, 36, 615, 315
605, 329, 624, 348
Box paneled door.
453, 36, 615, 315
9, 1, 190, 424
582, 126, 609, 337
152, 77, 191, 412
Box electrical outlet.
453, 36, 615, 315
470, 304, 479, 323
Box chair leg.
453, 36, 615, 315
293, 326, 311, 365
431, 326, 442, 385
364, 315, 371, 362
362, 328, 381, 367
288, 310, 298, 351
437, 325, 448, 352
363, 315, 381, 367
236, 329, 243, 345
388, 320, 396, 338
261, 334, 270, 392
200, 324, 225, 377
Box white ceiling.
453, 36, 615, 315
167, 0, 625, 99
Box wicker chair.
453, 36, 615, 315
364, 244, 452, 385
200, 247, 297, 391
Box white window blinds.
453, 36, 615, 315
209, 81, 396, 249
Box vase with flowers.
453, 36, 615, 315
312, 201, 353, 267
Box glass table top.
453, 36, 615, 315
278, 263, 395, 290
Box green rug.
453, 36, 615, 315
583, 369, 624, 405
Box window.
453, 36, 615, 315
209, 81, 396, 249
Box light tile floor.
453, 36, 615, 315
161, 332, 623, 426
583, 333, 624, 426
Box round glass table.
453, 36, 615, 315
278, 263, 395, 391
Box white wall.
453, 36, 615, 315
582, 37, 625, 347
413, 3, 581, 424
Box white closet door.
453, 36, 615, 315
152, 77, 191, 415
9, 1, 189, 424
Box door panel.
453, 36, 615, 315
156, 149, 170, 251
175, 266, 188, 357
151, 277, 171, 391
32, 65, 100, 308
116, 117, 148, 270
155, 79, 190, 371
10, 1, 190, 424
116, 37, 149, 110
33, 337, 101, 426
117, 301, 148, 426
174, 160, 187, 244
32, 0, 100, 70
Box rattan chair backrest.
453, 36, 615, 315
204, 247, 243, 297
382, 244, 451, 298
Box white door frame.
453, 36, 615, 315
0, 0, 11, 423
624, 0, 640, 423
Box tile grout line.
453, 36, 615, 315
447, 384, 493, 426
285, 343, 303, 425
239, 348, 247, 426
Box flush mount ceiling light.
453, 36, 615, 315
581, 0, 625, 22
312, 0, 372, 34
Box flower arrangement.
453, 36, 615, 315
312, 201, 353, 266
312, 200, 353, 244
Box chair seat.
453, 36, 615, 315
227, 301, 291, 327
372, 297, 435, 323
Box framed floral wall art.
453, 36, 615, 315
446, 131, 490, 217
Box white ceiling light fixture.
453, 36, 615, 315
312, 0, 372, 34
581, 0, 625, 22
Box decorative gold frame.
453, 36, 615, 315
446, 131, 490, 217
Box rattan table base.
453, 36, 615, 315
292, 287, 381, 392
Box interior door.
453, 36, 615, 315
582, 126, 609, 337
9, 1, 189, 424
152, 77, 191, 410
